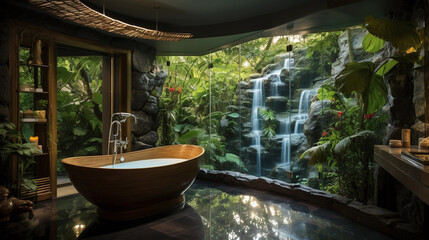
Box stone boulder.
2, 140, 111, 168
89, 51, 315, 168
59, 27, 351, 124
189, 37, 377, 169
143, 96, 158, 115
303, 100, 333, 147
412, 69, 425, 120
261, 62, 281, 75
132, 72, 149, 91
131, 90, 149, 111
266, 96, 288, 113
132, 45, 156, 73
132, 111, 153, 136
274, 53, 294, 66
138, 131, 159, 145
331, 28, 396, 78
133, 141, 153, 151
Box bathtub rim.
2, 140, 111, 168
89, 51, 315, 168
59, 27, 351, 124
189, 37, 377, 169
61, 144, 205, 170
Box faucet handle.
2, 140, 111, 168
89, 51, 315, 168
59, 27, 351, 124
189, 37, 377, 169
123, 137, 128, 150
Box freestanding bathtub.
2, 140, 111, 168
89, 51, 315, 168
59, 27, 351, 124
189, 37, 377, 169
61, 144, 204, 221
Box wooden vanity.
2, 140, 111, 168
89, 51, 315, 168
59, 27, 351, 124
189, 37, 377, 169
374, 145, 429, 205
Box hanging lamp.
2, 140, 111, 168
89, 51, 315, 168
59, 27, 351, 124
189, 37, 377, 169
29, 0, 193, 41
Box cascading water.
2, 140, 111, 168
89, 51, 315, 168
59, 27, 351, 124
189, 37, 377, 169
250, 57, 315, 175
251, 78, 264, 177
270, 59, 294, 97
281, 138, 291, 164
279, 89, 317, 165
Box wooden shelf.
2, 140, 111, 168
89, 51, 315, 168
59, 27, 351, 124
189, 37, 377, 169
34, 153, 49, 157
19, 61, 49, 68
19, 90, 48, 94
20, 177, 52, 201
21, 118, 47, 123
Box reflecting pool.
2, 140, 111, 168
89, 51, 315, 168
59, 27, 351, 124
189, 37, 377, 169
0, 181, 392, 240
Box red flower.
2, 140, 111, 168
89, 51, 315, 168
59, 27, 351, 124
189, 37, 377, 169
169, 88, 175, 92
337, 111, 343, 117
331, 98, 335, 101
177, 86, 182, 94
165, 86, 169, 89
364, 113, 374, 119
321, 131, 329, 137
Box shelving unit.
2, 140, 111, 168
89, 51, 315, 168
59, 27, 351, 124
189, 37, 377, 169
9, 27, 57, 202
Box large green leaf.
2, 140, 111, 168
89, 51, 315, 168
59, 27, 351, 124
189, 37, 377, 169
392, 52, 420, 64
227, 113, 239, 118
364, 73, 386, 114
93, 92, 103, 105
57, 66, 73, 83
335, 62, 387, 114
362, 32, 385, 53
375, 59, 398, 76
365, 16, 421, 52
336, 62, 375, 94
73, 127, 87, 136
334, 130, 375, 155
300, 142, 329, 165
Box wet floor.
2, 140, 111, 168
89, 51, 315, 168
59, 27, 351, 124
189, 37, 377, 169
0, 180, 392, 240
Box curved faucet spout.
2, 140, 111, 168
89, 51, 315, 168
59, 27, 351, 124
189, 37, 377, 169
108, 112, 138, 167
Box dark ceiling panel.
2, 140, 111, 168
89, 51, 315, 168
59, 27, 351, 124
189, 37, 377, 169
10, 0, 401, 55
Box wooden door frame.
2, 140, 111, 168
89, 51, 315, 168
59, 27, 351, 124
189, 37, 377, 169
9, 21, 132, 199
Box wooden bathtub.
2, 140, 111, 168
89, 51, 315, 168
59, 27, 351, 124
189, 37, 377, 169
61, 144, 204, 221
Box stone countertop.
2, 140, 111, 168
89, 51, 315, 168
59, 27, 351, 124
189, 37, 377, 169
374, 145, 429, 205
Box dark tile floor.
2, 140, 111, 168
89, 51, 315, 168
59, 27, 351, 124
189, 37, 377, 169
0, 180, 393, 240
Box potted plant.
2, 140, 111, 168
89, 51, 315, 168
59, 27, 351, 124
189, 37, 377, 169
34, 99, 48, 120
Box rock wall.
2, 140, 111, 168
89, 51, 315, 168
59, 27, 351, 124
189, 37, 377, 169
131, 68, 167, 150
0, 20, 10, 122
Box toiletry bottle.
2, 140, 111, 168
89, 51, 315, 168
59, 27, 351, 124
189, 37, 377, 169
401, 125, 411, 148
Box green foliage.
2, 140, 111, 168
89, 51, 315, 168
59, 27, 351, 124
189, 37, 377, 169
335, 62, 387, 114
56, 56, 103, 173
365, 16, 421, 52
35, 99, 48, 110
300, 32, 341, 77
157, 46, 246, 171
301, 82, 387, 203
362, 32, 385, 53
259, 109, 276, 139
0, 122, 39, 190
176, 128, 246, 171
0, 122, 38, 161
338, 16, 423, 117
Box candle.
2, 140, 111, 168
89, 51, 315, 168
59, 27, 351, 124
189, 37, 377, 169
29, 136, 39, 145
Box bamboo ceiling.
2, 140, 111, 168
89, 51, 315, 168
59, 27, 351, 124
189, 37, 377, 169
29, 0, 193, 41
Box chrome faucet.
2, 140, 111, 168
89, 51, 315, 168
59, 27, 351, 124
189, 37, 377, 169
107, 112, 138, 166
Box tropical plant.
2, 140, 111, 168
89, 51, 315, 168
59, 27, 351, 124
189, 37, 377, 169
336, 16, 423, 114
301, 82, 387, 203
176, 128, 245, 171
300, 17, 423, 202
0, 122, 39, 192
56, 56, 103, 173
35, 99, 48, 110
259, 109, 276, 138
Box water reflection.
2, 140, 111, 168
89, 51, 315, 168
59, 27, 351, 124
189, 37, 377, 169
0, 181, 391, 240
186, 183, 392, 240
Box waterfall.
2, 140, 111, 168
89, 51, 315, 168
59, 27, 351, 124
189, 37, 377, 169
249, 57, 316, 175
270, 75, 281, 96
297, 89, 317, 118
281, 138, 291, 164
280, 89, 317, 165
251, 78, 264, 176
279, 119, 291, 136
